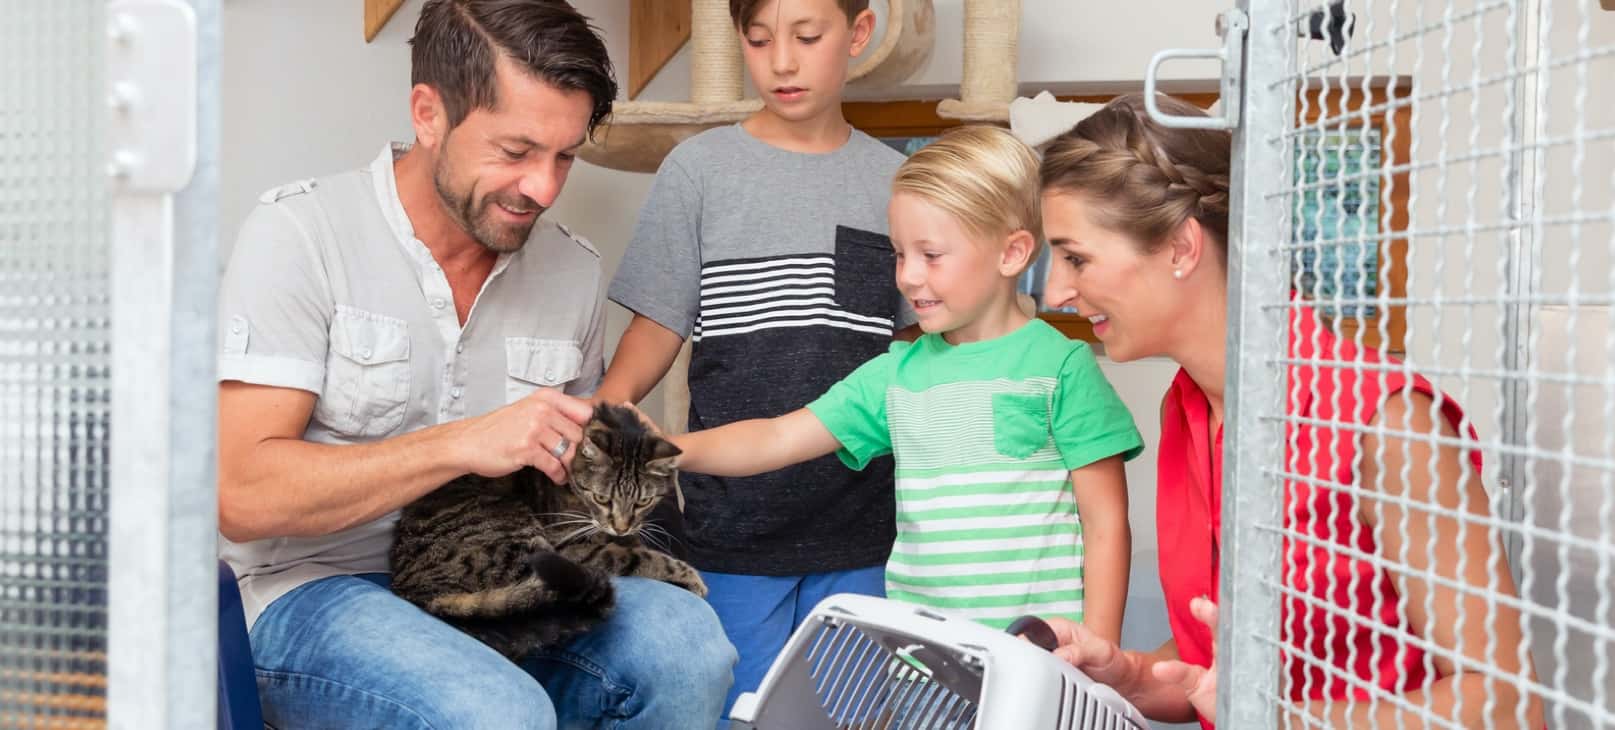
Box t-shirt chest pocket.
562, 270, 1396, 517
992, 392, 1053, 459
317, 306, 412, 438
505, 338, 583, 403
834, 226, 898, 323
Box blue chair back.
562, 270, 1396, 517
218, 560, 264, 729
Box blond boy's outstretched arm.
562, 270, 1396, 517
671, 408, 842, 478
1070, 455, 1131, 645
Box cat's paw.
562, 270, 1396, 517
671, 570, 708, 598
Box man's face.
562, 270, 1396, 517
430, 56, 593, 253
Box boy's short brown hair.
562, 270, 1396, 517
729, 0, 869, 28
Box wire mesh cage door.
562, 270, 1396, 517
1212, 0, 1615, 727
3, 1, 218, 727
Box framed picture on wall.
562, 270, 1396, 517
1293, 126, 1383, 319
1292, 83, 1411, 354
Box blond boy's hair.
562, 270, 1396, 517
892, 126, 1042, 253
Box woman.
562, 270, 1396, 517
1036, 94, 1543, 728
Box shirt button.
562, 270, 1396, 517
359, 347, 372, 360
450, 387, 463, 399
544, 369, 555, 381
432, 298, 446, 310
455, 343, 465, 354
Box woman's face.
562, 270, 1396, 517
1040, 191, 1181, 362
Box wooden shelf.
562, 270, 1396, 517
364, 0, 405, 43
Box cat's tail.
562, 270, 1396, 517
528, 552, 613, 609
421, 553, 612, 619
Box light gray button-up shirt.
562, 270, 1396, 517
218, 143, 606, 626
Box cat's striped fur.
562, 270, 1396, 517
389, 404, 706, 659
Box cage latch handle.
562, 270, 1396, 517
1144, 8, 1248, 130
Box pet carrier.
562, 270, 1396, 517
729, 594, 1148, 729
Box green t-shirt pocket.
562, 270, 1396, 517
991, 392, 1051, 459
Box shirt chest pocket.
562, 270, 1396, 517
505, 338, 583, 404
316, 307, 412, 438
991, 393, 1053, 459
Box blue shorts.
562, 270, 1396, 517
701, 565, 886, 726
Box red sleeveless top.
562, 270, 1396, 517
1156, 306, 1480, 728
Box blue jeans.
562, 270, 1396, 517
701, 566, 885, 726
250, 573, 737, 729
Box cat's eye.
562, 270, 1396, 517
591, 494, 610, 506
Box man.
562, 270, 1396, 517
216, 2, 735, 726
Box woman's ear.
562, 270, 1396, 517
1167, 217, 1210, 280
999, 229, 1039, 277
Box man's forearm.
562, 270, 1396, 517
596, 315, 685, 405
219, 419, 471, 542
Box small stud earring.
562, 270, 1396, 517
1172, 270, 1184, 279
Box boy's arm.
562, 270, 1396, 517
671, 408, 842, 477
595, 314, 684, 405
1070, 455, 1130, 645
603, 154, 702, 405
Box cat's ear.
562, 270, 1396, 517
582, 419, 612, 459
644, 439, 681, 483
646, 436, 678, 458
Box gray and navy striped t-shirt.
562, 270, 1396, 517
609, 124, 914, 574
807, 320, 1143, 628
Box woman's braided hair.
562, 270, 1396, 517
1039, 93, 1232, 257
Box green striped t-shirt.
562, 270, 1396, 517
806, 319, 1142, 629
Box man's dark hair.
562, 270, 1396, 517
410, 0, 617, 133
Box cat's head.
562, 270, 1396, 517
568, 404, 682, 538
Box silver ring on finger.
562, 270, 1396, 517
550, 437, 570, 460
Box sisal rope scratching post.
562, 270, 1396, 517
937, 0, 1020, 123
689, 0, 744, 104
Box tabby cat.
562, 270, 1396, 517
389, 404, 706, 659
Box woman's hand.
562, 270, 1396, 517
1044, 617, 1144, 693
1151, 597, 1219, 722
1042, 607, 1211, 724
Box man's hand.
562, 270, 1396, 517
456, 389, 594, 483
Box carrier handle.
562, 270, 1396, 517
1006, 615, 1059, 652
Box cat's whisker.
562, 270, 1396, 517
637, 530, 668, 552
638, 523, 670, 540
557, 524, 601, 546
537, 511, 593, 522
639, 523, 679, 546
